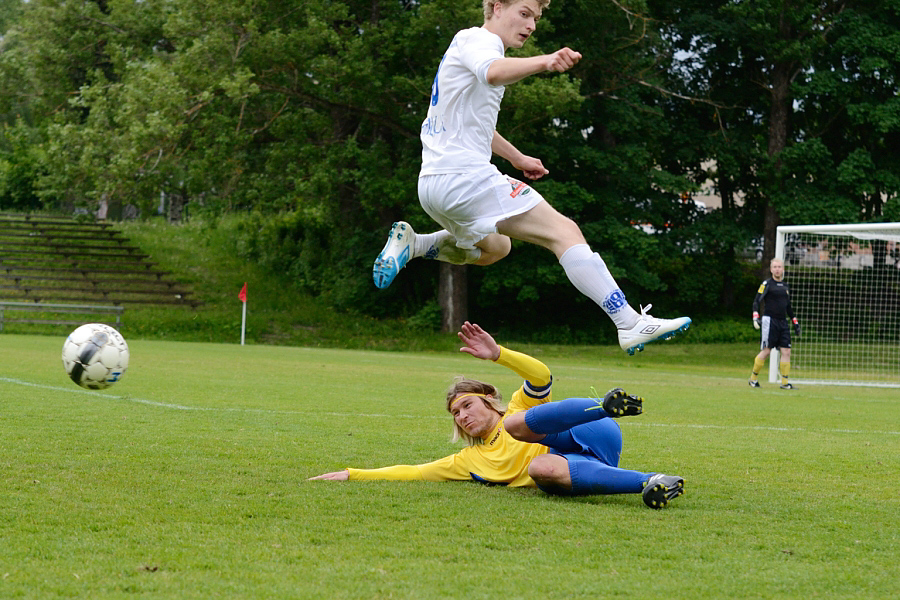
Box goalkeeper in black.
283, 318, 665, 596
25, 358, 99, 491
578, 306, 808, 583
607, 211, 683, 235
749, 258, 800, 389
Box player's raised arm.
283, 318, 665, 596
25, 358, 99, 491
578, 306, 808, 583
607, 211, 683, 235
458, 321, 501, 361
458, 322, 550, 386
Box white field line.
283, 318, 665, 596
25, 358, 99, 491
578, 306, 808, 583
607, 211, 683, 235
3, 376, 898, 437
1, 376, 429, 416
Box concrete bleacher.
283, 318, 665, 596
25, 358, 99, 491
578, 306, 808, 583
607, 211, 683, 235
0, 213, 197, 324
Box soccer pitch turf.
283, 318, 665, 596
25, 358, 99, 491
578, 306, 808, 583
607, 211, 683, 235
2, 334, 898, 599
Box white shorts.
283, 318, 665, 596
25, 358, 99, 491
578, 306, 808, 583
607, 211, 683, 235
418, 164, 544, 250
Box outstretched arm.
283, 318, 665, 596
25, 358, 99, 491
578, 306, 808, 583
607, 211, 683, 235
310, 458, 472, 483
309, 465, 424, 482
486, 48, 582, 86
309, 470, 349, 481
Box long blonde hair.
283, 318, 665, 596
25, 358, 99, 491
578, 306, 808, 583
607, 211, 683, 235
445, 376, 506, 446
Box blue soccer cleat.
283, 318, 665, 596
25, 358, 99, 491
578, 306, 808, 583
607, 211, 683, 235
373, 221, 416, 289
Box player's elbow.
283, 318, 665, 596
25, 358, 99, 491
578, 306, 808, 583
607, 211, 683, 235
485, 59, 523, 87
533, 367, 551, 388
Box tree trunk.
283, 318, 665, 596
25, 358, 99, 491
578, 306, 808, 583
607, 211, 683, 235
717, 168, 736, 309
439, 263, 467, 333
762, 50, 795, 275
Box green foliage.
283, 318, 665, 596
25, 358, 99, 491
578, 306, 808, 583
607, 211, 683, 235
681, 317, 758, 344
0, 121, 44, 210
0, 215, 755, 347
111, 215, 457, 348
2, 0, 900, 325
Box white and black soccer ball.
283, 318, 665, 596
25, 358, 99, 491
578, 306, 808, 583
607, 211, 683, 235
61, 323, 130, 390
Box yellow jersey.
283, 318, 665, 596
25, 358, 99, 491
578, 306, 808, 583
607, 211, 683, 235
346, 346, 552, 487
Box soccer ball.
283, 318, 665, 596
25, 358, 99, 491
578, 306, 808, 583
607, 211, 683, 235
61, 323, 130, 390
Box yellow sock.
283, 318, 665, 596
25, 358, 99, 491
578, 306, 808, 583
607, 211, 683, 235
750, 357, 765, 381
780, 362, 791, 385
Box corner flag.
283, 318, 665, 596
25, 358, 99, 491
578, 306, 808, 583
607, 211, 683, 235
238, 283, 247, 345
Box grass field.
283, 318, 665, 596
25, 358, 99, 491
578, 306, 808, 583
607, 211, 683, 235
2, 334, 898, 599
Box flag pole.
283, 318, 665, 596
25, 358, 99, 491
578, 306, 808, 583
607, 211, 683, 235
238, 282, 248, 345
241, 300, 247, 346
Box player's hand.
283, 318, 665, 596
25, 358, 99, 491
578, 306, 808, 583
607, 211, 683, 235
793, 323, 801, 336
458, 321, 501, 361
545, 47, 582, 73
308, 470, 349, 481
753, 318, 760, 330
513, 155, 549, 180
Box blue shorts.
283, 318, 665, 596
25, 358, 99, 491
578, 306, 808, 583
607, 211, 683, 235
542, 418, 623, 467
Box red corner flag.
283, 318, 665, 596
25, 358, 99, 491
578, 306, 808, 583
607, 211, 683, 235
238, 282, 247, 303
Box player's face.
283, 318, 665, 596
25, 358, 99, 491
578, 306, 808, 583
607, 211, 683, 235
770, 261, 784, 281
489, 0, 542, 49
450, 394, 501, 438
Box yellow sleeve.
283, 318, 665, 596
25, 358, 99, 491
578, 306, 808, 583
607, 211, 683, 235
346, 465, 424, 481
493, 345, 551, 387
345, 453, 473, 483
415, 454, 477, 482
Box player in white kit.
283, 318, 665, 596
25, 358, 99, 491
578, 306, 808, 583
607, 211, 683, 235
373, 0, 691, 354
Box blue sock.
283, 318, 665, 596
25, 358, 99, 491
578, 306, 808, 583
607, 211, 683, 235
569, 460, 650, 495
524, 398, 609, 434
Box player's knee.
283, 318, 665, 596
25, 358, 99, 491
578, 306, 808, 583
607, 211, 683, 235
475, 249, 507, 266
475, 234, 511, 265
542, 209, 582, 240
559, 214, 583, 240
528, 455, 569, 486
503, 412, 537, 441
544, 213, 586, 255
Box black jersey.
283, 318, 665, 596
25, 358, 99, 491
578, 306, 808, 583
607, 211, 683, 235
752, 278, 795, 321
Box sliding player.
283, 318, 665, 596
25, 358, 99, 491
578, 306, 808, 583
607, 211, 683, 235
372, 0, 690, 355
311, 321, 685, 509
749, 258, 800, 389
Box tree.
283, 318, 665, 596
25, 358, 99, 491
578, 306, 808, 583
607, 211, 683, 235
2, 0, 897, 335
794, 1, 900, 222
655, 0, 900, 274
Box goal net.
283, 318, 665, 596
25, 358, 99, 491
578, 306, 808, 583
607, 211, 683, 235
769, 223, 900, 387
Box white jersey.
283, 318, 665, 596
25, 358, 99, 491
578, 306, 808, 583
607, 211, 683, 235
419, 27, 506, 175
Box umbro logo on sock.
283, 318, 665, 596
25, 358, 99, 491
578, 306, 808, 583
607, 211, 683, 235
640, 325, 660, 334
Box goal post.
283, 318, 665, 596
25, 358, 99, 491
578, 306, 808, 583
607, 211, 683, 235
769, 223, 900, 387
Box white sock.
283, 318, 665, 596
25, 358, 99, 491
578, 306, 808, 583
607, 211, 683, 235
558, 244, 639, 329
415, 230, 480, 265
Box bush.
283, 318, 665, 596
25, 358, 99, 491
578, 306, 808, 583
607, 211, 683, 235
682, 318, 758, 344
0, 124, 45, 211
